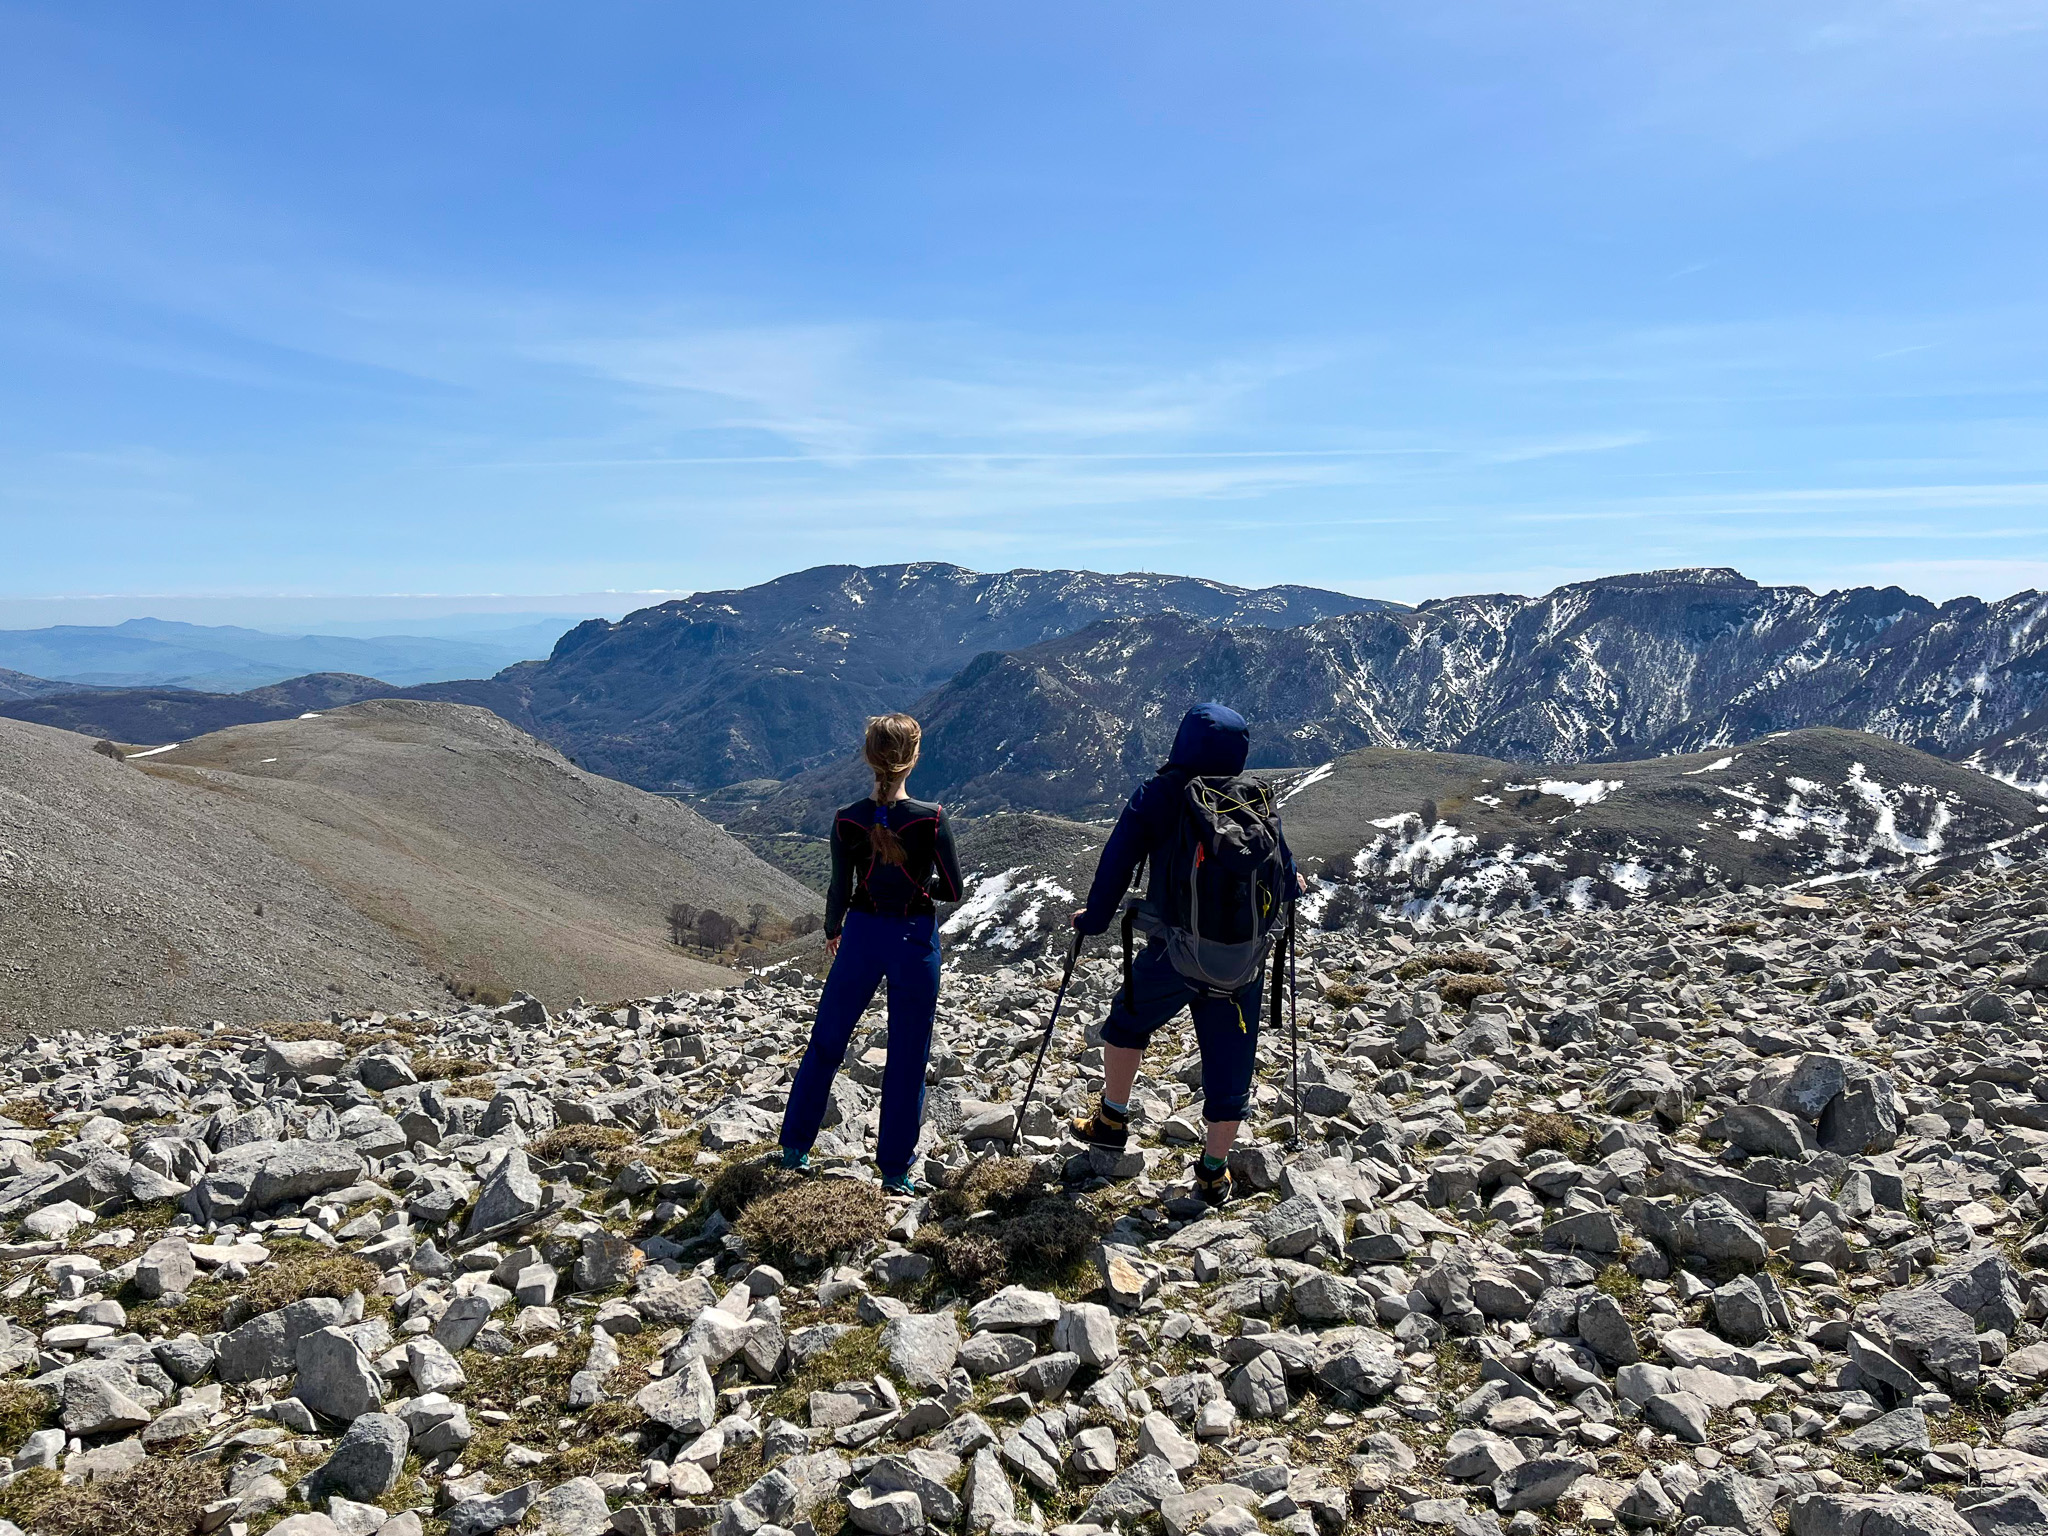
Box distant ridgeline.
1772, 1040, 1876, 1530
6, 563, 2046, 856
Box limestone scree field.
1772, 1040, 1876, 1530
0, 852, 2045, 1535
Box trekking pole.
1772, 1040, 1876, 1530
1013, 929, 1085, 1143
1287, 899, 1302, 1150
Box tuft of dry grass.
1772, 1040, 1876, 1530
0, 1384, 49, 1447
252, 1019, 350, 1042
1516, 1111, 1594, 1161
446, 1076, 499, 1101
136, 1244, 381, 1335
703, 1147, 789, 1218
737, 1179, 889, 1268
1440, 974, 1507, 1009
0, 1456, 224, 1536
1395, 947, 1496, 982
531, 1125, 634, 1164
412, 1053, 491, 1081
135, 1030, 199, 1050
0, 1096, 49, 1130
1716, 920, 1762, 938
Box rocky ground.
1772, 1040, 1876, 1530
3, 860, 2048, 1536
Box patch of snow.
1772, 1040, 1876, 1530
1472, 794, 1502, 807
1279, 761, 1335, 805
1681, 755, 1738, 775
297, 712, 322, 719
943, 865, 1077, 953
125, 744, 180, 758
1504, 778, 1623, 807
1604, 859, 1656, 895
1842, 762, 1950, 859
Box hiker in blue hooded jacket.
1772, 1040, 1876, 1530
1070, 701, 1302, 1206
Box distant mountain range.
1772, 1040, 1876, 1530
0, 672, 396, 742
10, 566, 2048, 827
0, 667, 101, 703
399, 563, 1392, 792
733, 566, 2048, 831
0, 616, 558, 692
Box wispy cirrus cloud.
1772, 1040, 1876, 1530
537, 323, 1325, 459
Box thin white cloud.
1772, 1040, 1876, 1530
1480, 432, 1651, 464
538, 324, 1324, 460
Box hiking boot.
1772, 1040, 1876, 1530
779, 1147, 812, 1175
880, 1171, 919, 1197
1194, 1158, 1235, 1208
1071, 1099, 1130, 1151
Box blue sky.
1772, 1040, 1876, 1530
2, 1, 2045, 625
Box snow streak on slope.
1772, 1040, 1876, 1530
1287, 733, 2048, 932
942, 865, 1077, 954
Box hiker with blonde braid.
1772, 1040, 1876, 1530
778, 714, 962, 1194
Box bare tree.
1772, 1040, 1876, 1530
667, 901, 699, 947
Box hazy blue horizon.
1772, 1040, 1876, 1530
4, 4, 2045, 608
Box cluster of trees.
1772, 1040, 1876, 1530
667, 901, 822, 957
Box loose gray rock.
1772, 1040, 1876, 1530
879, 1311, 960, 1389
293, 1326, 383, 1422
310, 1412, 408, 1501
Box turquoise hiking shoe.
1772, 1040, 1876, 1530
779, 1147, 811, 1174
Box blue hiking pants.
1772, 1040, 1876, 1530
1101, 937, 1263, 1122
780, 911, 941, 1179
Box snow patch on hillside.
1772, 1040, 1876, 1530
1280, 761, 1335, 805
1505, 778, 1623, 807
944, 864, 1077, 954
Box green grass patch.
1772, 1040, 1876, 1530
764, 1325, 891, 1423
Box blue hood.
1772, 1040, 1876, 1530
1166, 702, 1249, 777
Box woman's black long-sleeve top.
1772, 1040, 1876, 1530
824, 796, 964, 940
